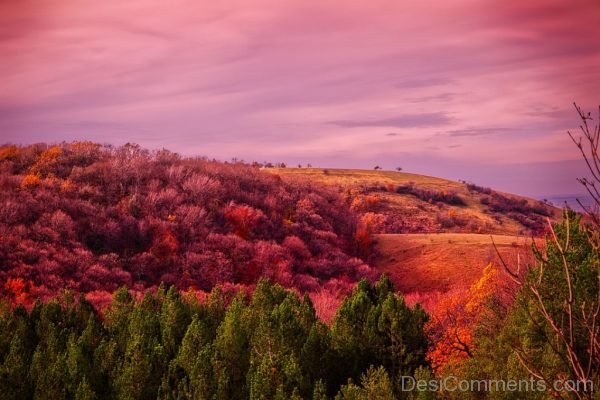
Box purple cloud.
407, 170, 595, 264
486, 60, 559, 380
0, 0, 598, 196
328, 113, 453, 128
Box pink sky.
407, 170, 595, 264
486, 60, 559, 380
1, 0, 599, 196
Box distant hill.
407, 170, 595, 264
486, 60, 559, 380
267, 167, 559, 236
266, 168, 557, 300
543, 193, 594, 212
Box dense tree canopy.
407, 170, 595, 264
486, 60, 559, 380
0, 142, 376, 306
0, 278, 429, 400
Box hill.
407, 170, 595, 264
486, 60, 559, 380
267, 167, 558, 235
266, 168, 555, 301
0, 143, 375, 306
0, 144, 556, 309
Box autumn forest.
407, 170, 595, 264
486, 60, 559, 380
1, 112, 599, 400
3, 0, 600, 397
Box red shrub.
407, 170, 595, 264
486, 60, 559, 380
224, 202, 265, 239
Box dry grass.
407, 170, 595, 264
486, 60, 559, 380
267, 167, 559, 236
268, 167, 461, 190
372, 233, 540, 295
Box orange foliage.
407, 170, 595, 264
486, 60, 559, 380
60, 179, 75, 193
359, 212, 386, 233
42, 173, 61, 188
343, 188, 361, 204
350, 194, 381, 212
30, 146, 62, 176
39, 146, 62, 162
71, 141, 101, 153
0, 145, 19, 161
426, 264, 500, 371
21, 173, 41, 188
354, 212, 386, 257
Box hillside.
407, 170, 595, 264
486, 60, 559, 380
266, 168, 555, 300
0, 143, 375, 306
267, 167, 559, 236
371, 233, 540, 298
0, 144, 558, 309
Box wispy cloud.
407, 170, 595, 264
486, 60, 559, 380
328, 113, 453, 128
0, 0, 598, 195
407, 92, 458, 103
394, 77, 453, 89
446, 128, 517, 137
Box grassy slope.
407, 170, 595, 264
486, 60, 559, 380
372, 233, 537, 294
267, 168, 552, 295
268, 167, 558, 235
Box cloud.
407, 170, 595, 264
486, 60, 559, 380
394, 77, 454, 89
407, 92, 458, 103
105, 20, 176, 41
0, 0, 598, 196
328, 113, 454, 128
446, 128, 516, 137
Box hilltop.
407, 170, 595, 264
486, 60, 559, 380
266, 167, 558, 236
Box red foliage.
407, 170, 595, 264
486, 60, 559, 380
354, 227, 372, 257
4, 277, 29, 304
426, 264, 501, 371
309, 288, 343, 324
354, 212, 386, 258
85, 290, 114, 311
150, 230, 179, 260
0, 143, 375, 306
2, 277, 50, 308
224, 202, 265, 239
253, 240, 293, 287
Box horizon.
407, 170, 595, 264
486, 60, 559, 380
2, 0, 599, 197
0, 138, 595, 199
3, 139, 595, 202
